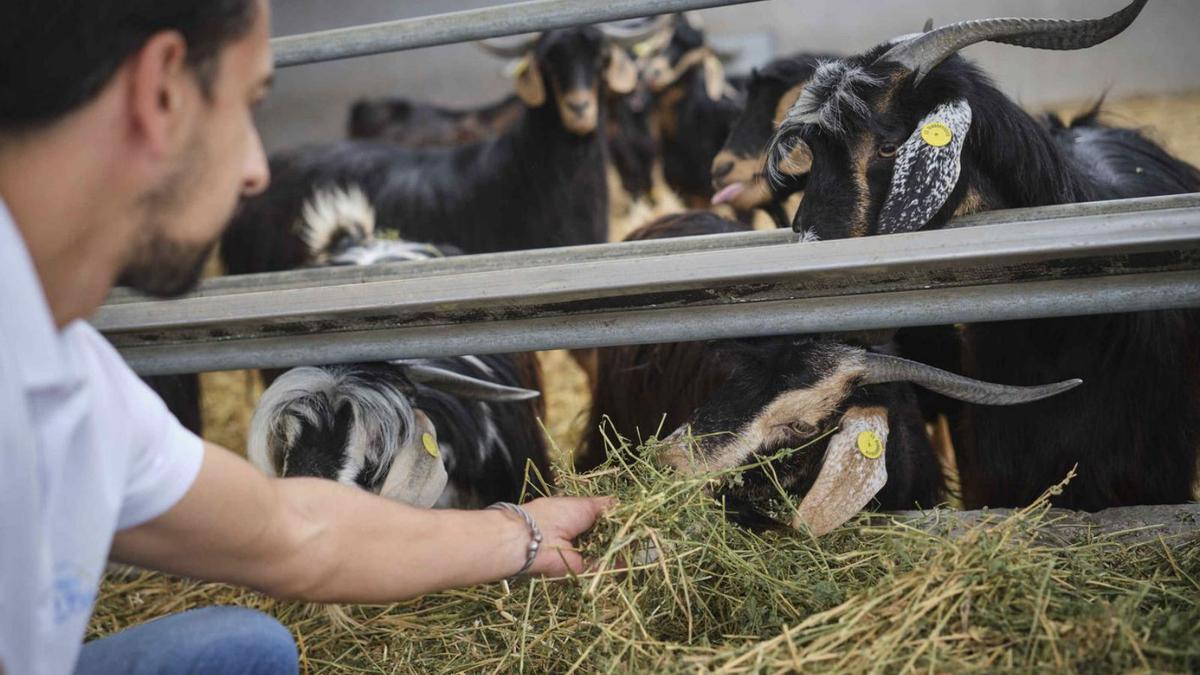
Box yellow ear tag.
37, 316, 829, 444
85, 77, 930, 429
633, 41, 653, 58
512, 57, 530, 78
421, 432, 440, 458
921, 122, 953, 148
856, 430, 883, 459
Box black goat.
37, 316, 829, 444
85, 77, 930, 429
348, 86, 656, 203
661, 337, 1079, 535
222, 27, 641, 274
643, 14, 745, 209
709, 52, 834, 227
767, 0, 1200, 510
577, 211, 752, 471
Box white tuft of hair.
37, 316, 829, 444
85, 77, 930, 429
298, 185, 376, 256
247, 365, 420, 489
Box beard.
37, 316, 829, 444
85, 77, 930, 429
117, 234, 216, 298
119, 133, 225, 298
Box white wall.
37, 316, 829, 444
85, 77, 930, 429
257, 0, 1200, 152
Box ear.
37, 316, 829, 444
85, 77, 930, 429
702, 52, 727, 101
399, 362, 541, 402
789, 406, 890, 536
877, 98, 972, 235
379, 410, 449, 508
605, 47, 638, 95
776, 138, 813, 177
514, 55, 546, 107
128, 30, 193, 156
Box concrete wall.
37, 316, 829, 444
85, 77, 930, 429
257, 0, 1200, 152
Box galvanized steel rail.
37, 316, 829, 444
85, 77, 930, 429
272, 0, 767, 68
96, 194, 1200, 376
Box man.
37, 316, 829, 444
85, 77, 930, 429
0, 2, 611, 673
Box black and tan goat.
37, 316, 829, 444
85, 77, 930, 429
766, 0, 1200, 509
660, 338, 1080, 535
709, 52, 834, 227
222, 26, 649, 275
643, 13, 745, 209
245, 194, 550, 507
577, 211, 752, 471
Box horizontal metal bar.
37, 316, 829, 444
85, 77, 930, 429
271, 0, 765, 68
102, 193, 1200, 303
116, 271, 1200, 376
94, 196, 1200, 376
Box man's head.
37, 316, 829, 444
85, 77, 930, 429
0, 0, 273, 298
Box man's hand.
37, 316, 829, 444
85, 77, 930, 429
521, 496, 614, 576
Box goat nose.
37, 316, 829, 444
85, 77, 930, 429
568, 101, 590, 115
711, 160, 734, 180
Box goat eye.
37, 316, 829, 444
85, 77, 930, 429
878, 143, 899, 158
788, 421, 817, 437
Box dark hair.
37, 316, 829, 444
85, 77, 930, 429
0, 1, 258, 133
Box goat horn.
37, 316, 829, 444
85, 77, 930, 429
600, 15, 674, 48
400, 362, 541, 402
875, 0, 1147, 86
477, 34, 540, 59
860, 352, 1082, 405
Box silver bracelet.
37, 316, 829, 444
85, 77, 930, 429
487, 501, 542, 578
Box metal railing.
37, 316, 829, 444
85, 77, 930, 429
96, 195, 1200, 376
272, 0, 767, 67
91, 2, 1200, 375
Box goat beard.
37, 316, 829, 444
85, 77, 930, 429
119, 134, 219, 298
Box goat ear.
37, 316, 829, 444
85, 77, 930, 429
379, 409, 448, 508
776, 138, 813, 177
605, 47, 638, 95
877, 98, 972, 235
702, 52, 727, 101
789, 406, 889, 536
514, 55, 546, 107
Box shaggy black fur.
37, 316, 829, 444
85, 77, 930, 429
652, 16, 745, 209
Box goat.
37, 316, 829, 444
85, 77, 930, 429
660, 337, 1080, 535
248, 355, 551, 508
221, 26, 649, 275
244, 189, 551, 507
766, 0, 1200, 510
709, 52, 835, 227
643, 14, 745, 209
577, 211, 752, 471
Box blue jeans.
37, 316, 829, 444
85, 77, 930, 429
75, 606, 298, 675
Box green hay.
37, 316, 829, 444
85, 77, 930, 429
90, 434, 1200, 674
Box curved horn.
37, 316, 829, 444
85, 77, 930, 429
400, 362, 541, 402
876, 0, 1147, 86
860, 352, 1082, 405
600, 15, 674, 48
477, 34, 540, 59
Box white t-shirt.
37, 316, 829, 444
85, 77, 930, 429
0, 197, 205, 675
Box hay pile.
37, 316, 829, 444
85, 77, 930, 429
91, 435, 1200, 673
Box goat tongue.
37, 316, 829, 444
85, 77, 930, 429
712, 182, 746, 206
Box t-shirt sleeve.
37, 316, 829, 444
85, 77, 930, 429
75, 324, 205, 530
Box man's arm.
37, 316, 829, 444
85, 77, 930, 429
111, 443, 610, 603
